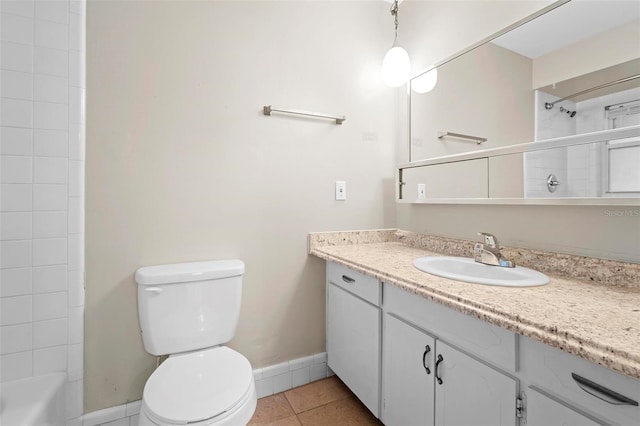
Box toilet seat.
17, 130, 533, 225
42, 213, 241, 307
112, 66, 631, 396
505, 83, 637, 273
143, 346, 253, 424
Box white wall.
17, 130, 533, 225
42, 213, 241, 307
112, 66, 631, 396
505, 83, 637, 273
86, 0, 396, 412
0, 0, 86, 420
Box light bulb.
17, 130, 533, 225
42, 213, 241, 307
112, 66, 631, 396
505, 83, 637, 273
411, 68, 438, 94
382, 46, 410, 88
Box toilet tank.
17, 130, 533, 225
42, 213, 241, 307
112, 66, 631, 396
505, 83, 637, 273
135, 260, 245, 356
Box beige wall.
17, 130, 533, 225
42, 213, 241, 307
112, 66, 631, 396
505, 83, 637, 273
86, 0, 397, 412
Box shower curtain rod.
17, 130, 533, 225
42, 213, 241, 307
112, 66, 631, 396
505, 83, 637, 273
544, 74, 640, 110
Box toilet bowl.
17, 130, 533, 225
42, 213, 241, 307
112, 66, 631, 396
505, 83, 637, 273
135, 260, 257, 426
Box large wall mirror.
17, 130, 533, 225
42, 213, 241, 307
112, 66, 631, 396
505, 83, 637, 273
402, 0, 640, 204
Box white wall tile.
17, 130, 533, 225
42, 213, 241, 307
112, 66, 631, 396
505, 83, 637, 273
1, 183, 32, 211
34, 19, 67, 50
68, 123, 85, 160
33, 317, 67, 348
1, 240, 32, 269
0, 41, 33, 72
69, 87, 83, 124
66, 378, 83, 420
35, 0, 68, 25
33, 291, 67, 321
1, 323, 32, 354
291, 366, 310, 388
33, 183, 67, 210
35, 46, 68, 77
273, 372, 292, 394
34, 129, 68, 157
68, 234, 83, 270
0, 212, 32, 240
0, 267, 32, 297
101, 418, 129, 426
68, 306, 83, 344
129, 415, 139, 426
34, 102, 68, 130
33, 264, 67, 293
68, 197, 83, 234
33, 344, 67, 374
34, 156, 67, 183
35, 74, 68, 103
1, 70, 33, 99
69, 160, 84, 196
33, 211, 67, 238
289, 354, 314, 370
0, 295, 32, 326
1, 127, 33, 156
33, 237, 67, 266
69, 1, 84, 15
1, 155, 32, 183
0, 13, 33, 45
126, 401, 142, 417
69, 12, 84, 52
1, 1, 35, 18
68, 269, 83, 307
82, 404, 127, 426
0, 350, 33, 381
1, 98, 33, 128
255, 376, 274, 399
67, 342, 83, 381
262, 361, 289, 378
309, 362, 328, 382
69, 50, 84, 88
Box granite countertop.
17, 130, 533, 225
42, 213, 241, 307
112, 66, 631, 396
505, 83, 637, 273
308, 229, 640, 380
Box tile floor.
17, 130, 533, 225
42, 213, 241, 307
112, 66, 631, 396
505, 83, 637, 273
248, 376, 382, 425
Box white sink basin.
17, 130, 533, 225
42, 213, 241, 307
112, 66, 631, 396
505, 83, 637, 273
413, 256, 549, 287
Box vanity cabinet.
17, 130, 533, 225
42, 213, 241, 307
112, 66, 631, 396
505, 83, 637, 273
326, 262, 381, 417
383, 307, 517, 426
324, 261, 640, 426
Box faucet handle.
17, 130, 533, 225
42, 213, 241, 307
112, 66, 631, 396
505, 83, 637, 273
477, 232, 499, 248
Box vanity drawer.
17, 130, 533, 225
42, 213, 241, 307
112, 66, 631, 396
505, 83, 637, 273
327, 262, 381, 306
384, 284, 517, 372
521, 336, 640, 425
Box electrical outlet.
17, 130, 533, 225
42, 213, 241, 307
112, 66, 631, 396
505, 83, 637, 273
335, 181, 347, 200
418, 183, 426, 200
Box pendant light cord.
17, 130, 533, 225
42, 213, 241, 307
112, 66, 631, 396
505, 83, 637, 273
391, 0, 399, 44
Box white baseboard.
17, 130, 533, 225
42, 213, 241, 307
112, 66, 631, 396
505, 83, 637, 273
75, 352, 332, 426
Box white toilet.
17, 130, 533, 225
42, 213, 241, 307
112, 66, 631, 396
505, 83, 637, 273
135, 260, 257, 426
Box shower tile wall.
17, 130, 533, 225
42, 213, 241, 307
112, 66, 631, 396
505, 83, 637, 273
527, 87, 640, 197
0, 0, 85, 420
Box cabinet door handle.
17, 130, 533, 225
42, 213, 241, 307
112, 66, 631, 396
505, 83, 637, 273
435, 354, 444, 385
572, 373, 639, 406
422, 345, 431, 375
341, 275, 355, 284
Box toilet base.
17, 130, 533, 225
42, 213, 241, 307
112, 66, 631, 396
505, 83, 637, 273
138, 379, 257, 426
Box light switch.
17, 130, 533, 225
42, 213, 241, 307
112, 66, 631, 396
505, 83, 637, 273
418, 183, 426, 200
335, 181, 346, 201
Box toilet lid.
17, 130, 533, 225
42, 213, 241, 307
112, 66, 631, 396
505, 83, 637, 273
143, 347, 253, 424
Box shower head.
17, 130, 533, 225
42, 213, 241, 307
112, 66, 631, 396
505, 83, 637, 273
560, 106, 576, 118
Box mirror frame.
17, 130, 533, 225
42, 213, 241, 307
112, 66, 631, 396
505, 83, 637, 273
400, 0, 640, 206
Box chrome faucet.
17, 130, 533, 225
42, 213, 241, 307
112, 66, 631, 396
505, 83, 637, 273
474, 232, 515, 268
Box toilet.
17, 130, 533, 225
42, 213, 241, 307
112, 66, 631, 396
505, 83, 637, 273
135, 260, 257, 425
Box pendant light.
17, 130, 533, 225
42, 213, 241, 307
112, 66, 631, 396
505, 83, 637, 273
382, 0, 410, 87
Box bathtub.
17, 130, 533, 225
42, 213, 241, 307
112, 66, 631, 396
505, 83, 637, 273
0, 373, 66, 426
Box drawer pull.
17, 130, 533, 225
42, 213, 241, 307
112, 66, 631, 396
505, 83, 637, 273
572, 373, 639, 406
422, 345, 431, 375
435, 354, 444, 385
341, 275, 356, 284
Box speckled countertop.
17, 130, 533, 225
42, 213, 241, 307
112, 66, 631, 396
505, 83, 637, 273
308, 229, 640, 380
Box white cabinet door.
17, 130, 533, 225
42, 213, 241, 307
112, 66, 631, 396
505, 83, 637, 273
326, 283, 381, 417
527, 387, 601, 426
382, 314, 436, 426
435, 341, 517, 426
